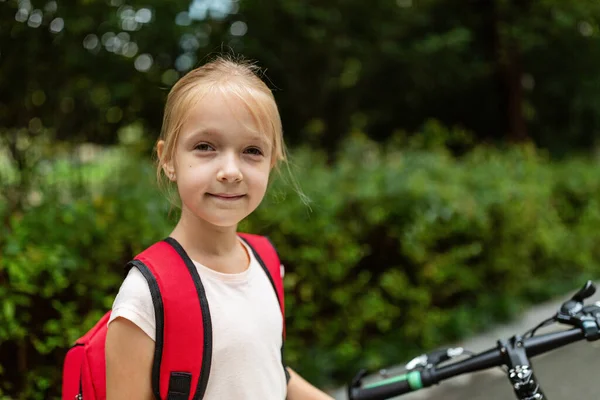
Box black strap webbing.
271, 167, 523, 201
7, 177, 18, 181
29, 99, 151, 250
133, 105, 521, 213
167, 372, 192, 400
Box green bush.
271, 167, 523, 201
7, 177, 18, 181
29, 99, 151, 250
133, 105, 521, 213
2, 136, 600, 397
247, 137, 600, 386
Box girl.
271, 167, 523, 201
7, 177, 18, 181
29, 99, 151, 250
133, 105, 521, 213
104, 56, 333, 400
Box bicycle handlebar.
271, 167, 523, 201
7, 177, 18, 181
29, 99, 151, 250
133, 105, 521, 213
349, 327, 585, 400
349, 280, 600, 400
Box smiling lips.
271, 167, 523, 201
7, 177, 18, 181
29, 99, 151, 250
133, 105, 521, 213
208, 193, 246, 200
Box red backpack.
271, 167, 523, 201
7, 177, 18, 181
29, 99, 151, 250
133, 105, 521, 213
62, 233, 286, 400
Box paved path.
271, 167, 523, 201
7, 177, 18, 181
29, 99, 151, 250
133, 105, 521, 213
329, 284, 600, 399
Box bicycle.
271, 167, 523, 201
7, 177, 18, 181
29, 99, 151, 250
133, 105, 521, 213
348, 280, 600, 400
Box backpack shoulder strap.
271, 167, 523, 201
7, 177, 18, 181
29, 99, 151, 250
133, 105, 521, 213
130, 238, 211, 400
237, 233, 285, 337
238, 233, 290, 382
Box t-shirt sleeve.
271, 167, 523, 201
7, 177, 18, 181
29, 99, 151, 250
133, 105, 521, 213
108, 266, 156, 341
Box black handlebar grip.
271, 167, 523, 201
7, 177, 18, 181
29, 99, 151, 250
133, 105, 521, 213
349, 371, 422, 400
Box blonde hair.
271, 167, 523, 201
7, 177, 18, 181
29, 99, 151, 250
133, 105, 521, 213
155, 55, 307, 206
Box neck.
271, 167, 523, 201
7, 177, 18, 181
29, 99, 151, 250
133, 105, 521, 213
170, 206, 239, 258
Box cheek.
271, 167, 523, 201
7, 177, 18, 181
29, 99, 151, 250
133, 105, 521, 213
247, 165, 270, 192
177, 160, 210, 181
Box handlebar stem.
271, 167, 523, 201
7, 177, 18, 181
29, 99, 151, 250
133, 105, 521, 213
501, 336, 546, 400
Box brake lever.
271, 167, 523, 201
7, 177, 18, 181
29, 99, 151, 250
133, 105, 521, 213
582, 302, 600, 317
572, 280, 596, 302
558, 298, 600, 342
349, 368, 368, 389
557, 281, 597, 325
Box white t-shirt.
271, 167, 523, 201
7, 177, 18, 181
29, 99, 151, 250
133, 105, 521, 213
108, 240, 287, 399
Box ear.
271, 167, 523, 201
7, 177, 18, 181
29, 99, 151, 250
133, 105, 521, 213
157, 140, 176, 181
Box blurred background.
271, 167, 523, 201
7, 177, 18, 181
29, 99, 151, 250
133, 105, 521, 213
2, 0, 600, 398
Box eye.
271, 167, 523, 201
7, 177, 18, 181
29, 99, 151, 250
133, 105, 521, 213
194, 143, 215, 152
244, 147, 264, 156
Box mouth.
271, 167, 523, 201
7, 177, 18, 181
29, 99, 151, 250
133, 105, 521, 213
207, 193, 246, 201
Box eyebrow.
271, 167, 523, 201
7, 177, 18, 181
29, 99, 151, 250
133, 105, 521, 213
188, 128, 268, 146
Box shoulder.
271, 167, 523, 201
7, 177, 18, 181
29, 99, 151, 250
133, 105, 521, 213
114, 267, 151, 303
109, 267, 156, 341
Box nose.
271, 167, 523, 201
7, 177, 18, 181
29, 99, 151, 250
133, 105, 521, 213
216, 151, 243, 183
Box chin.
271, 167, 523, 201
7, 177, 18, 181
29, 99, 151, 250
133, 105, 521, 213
209, 220, 242, 229
201, 213, 248, 228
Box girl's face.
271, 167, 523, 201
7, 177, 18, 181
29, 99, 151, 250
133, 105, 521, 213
165, 89, 272, 228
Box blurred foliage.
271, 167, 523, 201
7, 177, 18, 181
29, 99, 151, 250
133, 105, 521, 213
4, 0, 600, 159
2, 126, 600, 397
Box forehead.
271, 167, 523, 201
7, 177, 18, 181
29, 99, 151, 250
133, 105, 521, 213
178, 83, 275, 145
